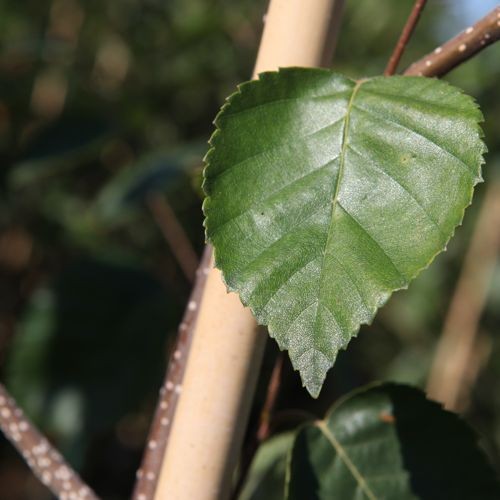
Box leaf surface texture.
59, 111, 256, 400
204, 69, 484, 396
287, 384, 500, 499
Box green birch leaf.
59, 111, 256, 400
287, 383, 500, 500
203, 68, 484, 397
239, 432, 295, 500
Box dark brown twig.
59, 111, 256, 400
0, 383, 99, 500
132, 245, 212, 500
256, 354, 284, 443
322, 0, 346, 67
384, 0, 428, 76
147, 194, 199, 284
404, 6, 500, 77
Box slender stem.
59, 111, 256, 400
384, 0, 428, 76
257, 353, 284, 442
0, 383, 99, 500
132, 245, 212, 500
322, 0, 346, 67
426, 182, 500, 411
404, 6, 500, 77
147, 194, 199, 284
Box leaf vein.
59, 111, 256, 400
352, 104, 473, 175
347, 144, 447, 241
337, 202, 406, 281
209, 115, 345, 183
260, 253, 321, 317
239, 199, 329, 289
330, 253, 372, 315
282, 301, 318, 340
314, 80, 364, 341
316, 422, 378, 500
211, 157, 337, 236
360, 85, 467, 116
222, 90, 352, 120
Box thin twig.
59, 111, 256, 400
147, 194, 199, 284
427, 182, 500, 412
322, 0, 346, 67
132, 245, 212, 500
256, 353, 284, 443
404, 6, 500, 77
384, 0, 428, 76
0, 383, 99, 500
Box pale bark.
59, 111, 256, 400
427, 183, 500, 411
153, 1, 345, 499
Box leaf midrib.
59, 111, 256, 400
315, 421, 378, 500
313, 80, 364, 339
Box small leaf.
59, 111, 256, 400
94, 144, 204, 223
287, 383, 500, 500
239, 432, 294, 500
203, 68, 484, 396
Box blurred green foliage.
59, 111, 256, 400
0, 0, 499, 498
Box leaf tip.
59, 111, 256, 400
295, 348, 336, 399
304, 381, 322, 399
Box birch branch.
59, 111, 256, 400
404, 6, 500, 77
426, 182, 500, 411
384, 0, 428, 76
0, 383, 99, 500
132, 246, 212, 500
147, 194, 199, 284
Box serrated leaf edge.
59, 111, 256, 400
203, 68, 486, 398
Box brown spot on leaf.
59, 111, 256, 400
379, 412, 396, 424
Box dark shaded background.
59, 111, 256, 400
0, 0, 499, 498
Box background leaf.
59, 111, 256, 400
94, 145, 204, 224
238, 432, 294, 500
287, 383, 500, 500
203, 68, 484, 396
